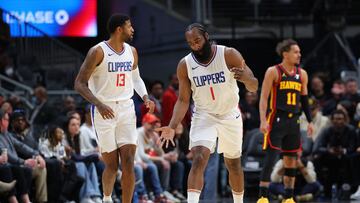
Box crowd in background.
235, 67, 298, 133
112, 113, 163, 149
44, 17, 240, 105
0, 70, 359, 203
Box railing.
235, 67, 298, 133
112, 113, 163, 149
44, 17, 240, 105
1, 8, 84, 90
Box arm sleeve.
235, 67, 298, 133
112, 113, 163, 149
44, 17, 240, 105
132, 67, 148, 99
300, 95, 312, 123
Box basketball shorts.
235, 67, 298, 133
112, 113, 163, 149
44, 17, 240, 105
265, 111, 301, 154
189, 108, 243, 159
91, 99, 137, 153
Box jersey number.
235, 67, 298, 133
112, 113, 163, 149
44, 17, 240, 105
210, 87, 215, 100
116, 74, 125, 86
286, 93, 296, 105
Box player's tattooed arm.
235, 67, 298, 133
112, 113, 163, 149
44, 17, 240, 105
74, 46, 103, 106
224, 47, 258, 92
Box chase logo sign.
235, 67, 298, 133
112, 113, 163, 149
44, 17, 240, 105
0, 0, 97, 37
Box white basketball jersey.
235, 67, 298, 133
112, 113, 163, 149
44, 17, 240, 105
185, 45, 239, 115
88, 41, 134, 102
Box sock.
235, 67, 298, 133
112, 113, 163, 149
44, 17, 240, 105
232, 190, 244, 203
259, 186, 269, 198
285, 188, 294, 199
187, 190, 201, 203
103, 195, 112, 202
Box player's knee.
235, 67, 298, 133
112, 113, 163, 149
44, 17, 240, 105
224, 158, 242, 172
192, 153, 208, 171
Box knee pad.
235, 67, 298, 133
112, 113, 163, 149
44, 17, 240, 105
284, 168, 297, 177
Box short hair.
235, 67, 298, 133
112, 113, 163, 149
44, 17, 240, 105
331, 109, 346, 119
107, 13, 130, 34
150, 80, 164, 90
185, 23, 208, 35
276, 39, 298, 57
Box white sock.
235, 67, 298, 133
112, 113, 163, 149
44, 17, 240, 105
187, 190, 201, 203
103, 195, 112, 202
232, 190, 244, 203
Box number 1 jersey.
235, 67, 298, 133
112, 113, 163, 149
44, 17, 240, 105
185, 45, 240, 115
88, 41, 134, 102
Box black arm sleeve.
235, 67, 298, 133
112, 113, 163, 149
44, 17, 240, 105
301, 95, 312, 123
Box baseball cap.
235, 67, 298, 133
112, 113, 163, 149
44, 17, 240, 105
308, 97, 318, 110
142, 113, 160, 125
11, 109, 26, 121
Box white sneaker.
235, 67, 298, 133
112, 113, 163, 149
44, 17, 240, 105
351, 187, 360, 200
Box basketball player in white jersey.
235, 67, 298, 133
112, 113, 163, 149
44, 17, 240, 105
74, 14, 154, 203
156, 23, 258, 203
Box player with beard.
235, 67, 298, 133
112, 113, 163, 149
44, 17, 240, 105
257, 39, 314, 203
156, 23, 258, 203
75, 14, 155, 203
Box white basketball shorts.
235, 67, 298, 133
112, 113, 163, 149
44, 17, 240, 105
189, 108, 243, 158
91, 99, 137, 153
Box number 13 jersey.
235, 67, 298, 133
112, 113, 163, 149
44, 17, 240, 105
185, 45, 239, 115
88, 41, 134, 102
270, 64, 302, 114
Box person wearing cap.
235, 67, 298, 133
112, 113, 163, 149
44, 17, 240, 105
137, 113, 182, 202
300, 97, 330, 142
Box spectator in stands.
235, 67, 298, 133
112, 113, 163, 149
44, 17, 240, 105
79, 105, 105, 179
313, 109, 357, 198
0, 109, 47, 203
39, 125, 84, 202
240, 91, 260, 132
310, 75, 329, 108
344, 78, 360, 103
322, 80, 345, 115
63, 116, 102, 203
10, 109, 38, 149
343, 78, 360, 121
269, 151, 321, 202
141, 80, 164, 119
0, 102, 13, 115
0, 147, 18, 203
30, 86, 57, 134
137, 113, 180, 202
162, 74, 179, 127
135, 132, 169, 202
10, 109, 64, 202
300, 97, 330, 141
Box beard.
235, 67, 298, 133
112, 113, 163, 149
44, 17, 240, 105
192, 40, 212, 63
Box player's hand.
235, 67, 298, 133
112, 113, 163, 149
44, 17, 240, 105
260, 121, 270, 134
155, 126, 175, 148
145, 100, 155, 114
307, 122, 314, 137
96, 103, 115, 120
